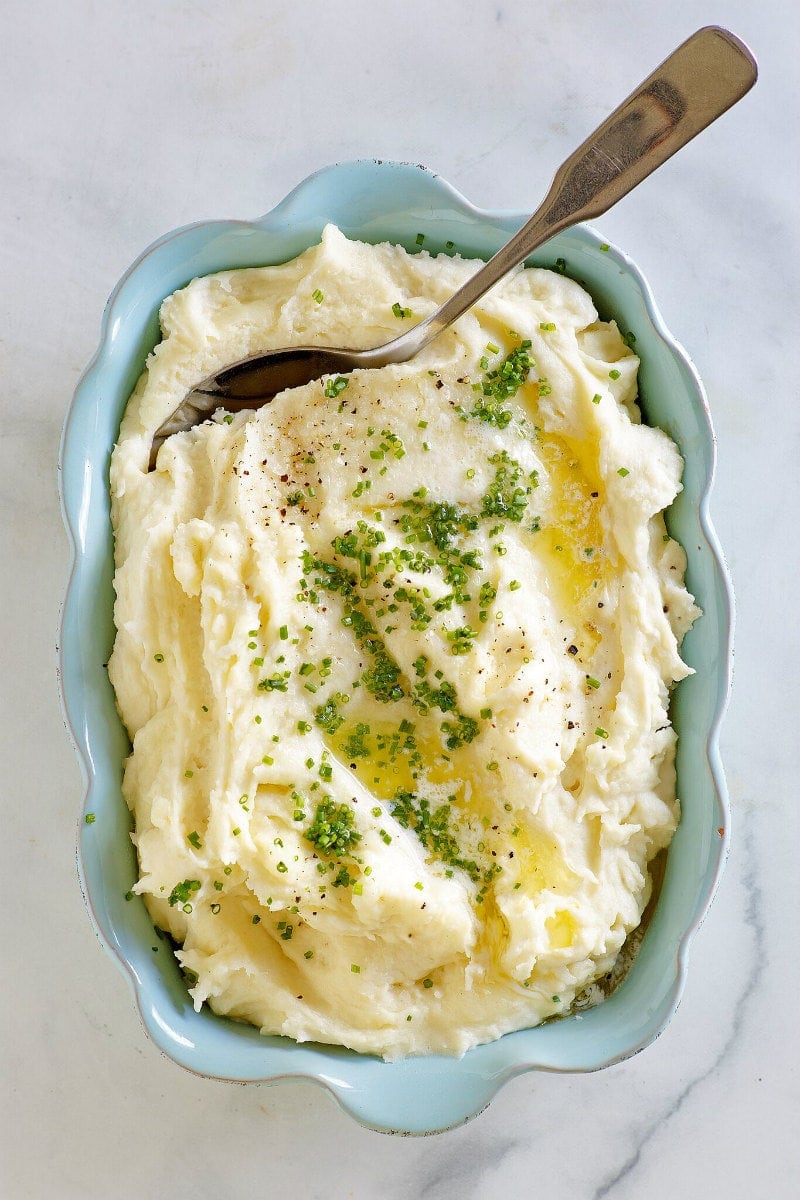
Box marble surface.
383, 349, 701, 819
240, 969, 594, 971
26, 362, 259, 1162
2, 0, 798, 1195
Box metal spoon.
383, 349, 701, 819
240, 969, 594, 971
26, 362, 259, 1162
149, 26, 756, 469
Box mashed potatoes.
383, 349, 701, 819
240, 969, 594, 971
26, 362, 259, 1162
108, 226, 698, 1058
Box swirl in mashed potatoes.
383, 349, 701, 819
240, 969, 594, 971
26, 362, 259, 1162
108, 226, 699, 1058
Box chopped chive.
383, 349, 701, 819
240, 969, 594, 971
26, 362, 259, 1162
324, 376, 349, 398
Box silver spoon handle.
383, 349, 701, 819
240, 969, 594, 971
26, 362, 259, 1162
371, 25, 756, 366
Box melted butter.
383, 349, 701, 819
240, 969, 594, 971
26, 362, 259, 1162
511, 824, 578, 896
327, 716, 492, 830
322, 707, 579, 913
472, 888, 511, 965
545, 908, 577, 948
326, 715, 451, 801
534, 430, 610, 621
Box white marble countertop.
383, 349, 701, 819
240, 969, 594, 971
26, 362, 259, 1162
3, 0, 798, 1195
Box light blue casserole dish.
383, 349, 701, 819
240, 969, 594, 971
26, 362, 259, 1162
58, 160, 733, 1134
